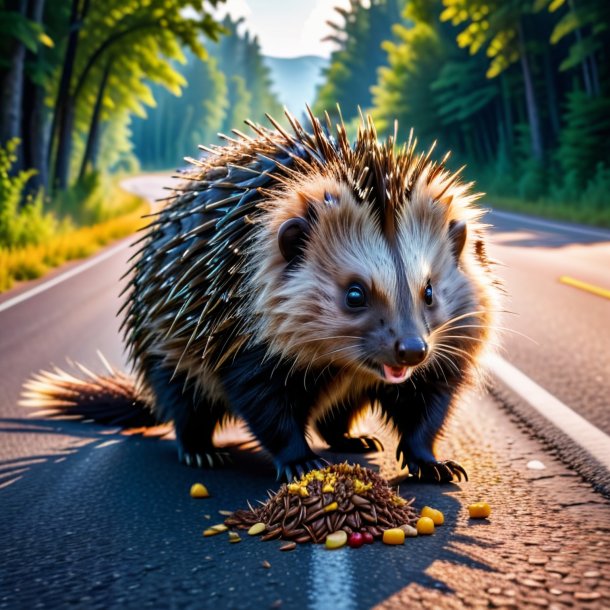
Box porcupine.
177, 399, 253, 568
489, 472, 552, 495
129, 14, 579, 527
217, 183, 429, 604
23, 110, 500, 482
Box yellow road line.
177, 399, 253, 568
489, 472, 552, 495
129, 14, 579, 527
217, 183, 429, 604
559, 276, 610, 300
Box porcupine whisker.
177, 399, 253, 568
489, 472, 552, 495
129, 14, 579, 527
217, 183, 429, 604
434, 334, 504, 351
431, 310, 491, 333
434, 343, 477, 363
433, 344, 477, 366
288, 335, 363, 346
438, 323, 535, 344
431, 351, 463, 376
310, 345, 360, 364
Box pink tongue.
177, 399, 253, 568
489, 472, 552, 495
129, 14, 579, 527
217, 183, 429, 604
382, 364, 410, 383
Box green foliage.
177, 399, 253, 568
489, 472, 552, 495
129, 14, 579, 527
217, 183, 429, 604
373, 19, 446, 142
581, 163, 610, 210
51, 171, 142, 226
314, 0, 404, 123
0, 140, 55, 248
552, 90, 610, 199
312, 0, 609, 224
131, 16, 283, 170
0, 7, 46, 55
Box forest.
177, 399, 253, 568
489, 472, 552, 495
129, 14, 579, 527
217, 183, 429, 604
0, 0, 608, 290
0, 1, 279, 289
314, 0, 610, 218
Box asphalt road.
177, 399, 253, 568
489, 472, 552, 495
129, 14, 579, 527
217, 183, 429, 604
1, 176, 609, 609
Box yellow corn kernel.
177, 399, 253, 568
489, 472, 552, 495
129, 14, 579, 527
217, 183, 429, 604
468, 502, 491, 519
323, 501, 338, 512
322, 483, 334, 493
382, 528, 405, 545
190, 483, 209, 498
421, 506, 444, 525
416, 517, 435, 535
299, 486, 309, 497
353, 479, 373, 494
287, 483, 300, 494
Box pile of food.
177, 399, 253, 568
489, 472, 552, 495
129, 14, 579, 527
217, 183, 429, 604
224, 463, 418, 545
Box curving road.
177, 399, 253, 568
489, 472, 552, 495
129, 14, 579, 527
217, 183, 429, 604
1, 176, 609, 610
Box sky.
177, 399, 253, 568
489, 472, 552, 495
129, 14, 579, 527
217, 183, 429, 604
213, 0, 353, 58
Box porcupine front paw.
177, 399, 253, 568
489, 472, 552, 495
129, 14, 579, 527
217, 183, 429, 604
276, 454, 328, 482
396, 443, 467, 482
327, 434, 384, 454
177, 443, 233, 469
407, 458, 468, 483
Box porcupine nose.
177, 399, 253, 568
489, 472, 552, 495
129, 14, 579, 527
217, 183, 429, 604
394, 337, 428, 366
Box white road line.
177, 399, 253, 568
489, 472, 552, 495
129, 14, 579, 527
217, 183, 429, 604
490, 210, 610, 240
487, 353, 610, 472
0, 241, 130, 314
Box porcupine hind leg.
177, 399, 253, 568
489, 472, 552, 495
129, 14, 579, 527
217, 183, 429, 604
316, 400, 383, 453
219, 346, 326, 481
145, 360, 230, 468
378, 381, 468, 483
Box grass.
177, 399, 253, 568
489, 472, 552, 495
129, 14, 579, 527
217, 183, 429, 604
0, 186, 148, 293
487, 195, 610, 229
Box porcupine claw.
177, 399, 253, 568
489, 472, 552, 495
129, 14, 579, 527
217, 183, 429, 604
178, 448, 233, 469
411, 459, 468, 483
277, 457, 328, 482
328, 435, 384, 454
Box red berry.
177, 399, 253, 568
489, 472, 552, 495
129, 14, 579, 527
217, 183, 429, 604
347, 532, 364, 548
362, 531, 374, 544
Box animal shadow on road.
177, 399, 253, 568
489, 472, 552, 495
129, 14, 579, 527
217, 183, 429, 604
0, 417, 499, 609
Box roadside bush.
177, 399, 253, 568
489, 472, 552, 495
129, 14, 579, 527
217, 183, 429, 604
51, 171, 143, 226
0, 139, 57, 248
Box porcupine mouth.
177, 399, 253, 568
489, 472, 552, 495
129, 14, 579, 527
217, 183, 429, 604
381, 364, 412, 384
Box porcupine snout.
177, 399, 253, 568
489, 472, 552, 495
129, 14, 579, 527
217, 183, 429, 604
394, 337, 428, 366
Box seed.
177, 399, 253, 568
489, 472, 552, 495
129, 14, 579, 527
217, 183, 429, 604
382, 528, 405, 545
361, 511, 376, 523
248, 523, 266, 536
218, 509, 232, 516
420, 506, 444, 525
325, 530, 348, 550
351, 494, 370, 506
280, 542, 297, 551
416, 517, 435, 535
228, 532, 241, 543
322, 483, 334, 493
261, 527, 282, 541
468, 502, 491, 519
324, 501, 338, 513
299, 487, 309, 497
347, 532, 364, 548
398, 524, 418, 537
203, 524, 228, 537
190, 483, 209, 498
262, 560, 271, 569
362, 531, 374, 544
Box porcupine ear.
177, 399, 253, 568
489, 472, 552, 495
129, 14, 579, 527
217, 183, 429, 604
441, 194, 467, 260
278, 217, 310, 263
448, 219, 467, 260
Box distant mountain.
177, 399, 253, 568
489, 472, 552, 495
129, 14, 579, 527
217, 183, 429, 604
263, 55, 328, 119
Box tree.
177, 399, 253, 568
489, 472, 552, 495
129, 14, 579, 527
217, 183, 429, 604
314, 0, 404, 124
49, 0, 225, 190
441, 0, 545, 161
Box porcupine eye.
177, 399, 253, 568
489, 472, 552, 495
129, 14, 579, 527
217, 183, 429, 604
345, 283, 367, 308
424, 282, 433, 306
